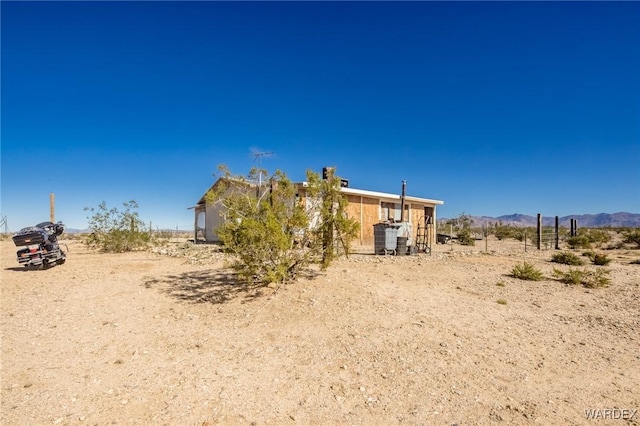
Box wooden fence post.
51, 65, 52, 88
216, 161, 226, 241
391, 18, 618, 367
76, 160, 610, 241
537, 214, 542, 250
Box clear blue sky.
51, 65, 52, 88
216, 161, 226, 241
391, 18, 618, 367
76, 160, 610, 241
2, 1, 639, 231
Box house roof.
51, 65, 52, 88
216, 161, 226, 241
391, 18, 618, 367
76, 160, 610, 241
190, 177, 444, 209
189, 177, 258, 209
339, 186, 444, 205
298, 182, 443, 205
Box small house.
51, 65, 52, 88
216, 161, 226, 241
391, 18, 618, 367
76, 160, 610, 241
190, 176, 443, 249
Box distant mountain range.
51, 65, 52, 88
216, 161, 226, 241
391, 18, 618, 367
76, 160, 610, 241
440, 212, 640, 228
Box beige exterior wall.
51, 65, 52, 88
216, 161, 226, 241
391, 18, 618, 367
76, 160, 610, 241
200, 180, 256, 243
344, 195, 380, 245
344, 195, 438, 247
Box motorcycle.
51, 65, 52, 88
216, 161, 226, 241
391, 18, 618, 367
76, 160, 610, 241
12, 221, 66, 269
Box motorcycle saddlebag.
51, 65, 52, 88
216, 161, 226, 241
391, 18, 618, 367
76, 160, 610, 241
12, 227, 48, 246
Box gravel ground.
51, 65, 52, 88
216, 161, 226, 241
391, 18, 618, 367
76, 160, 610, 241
1, 237, 639, 425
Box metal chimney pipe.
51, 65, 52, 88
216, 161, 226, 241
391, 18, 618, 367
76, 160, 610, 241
400, 180, 406, 222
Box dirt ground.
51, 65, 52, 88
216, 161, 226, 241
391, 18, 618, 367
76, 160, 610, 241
1, 236, 639, 425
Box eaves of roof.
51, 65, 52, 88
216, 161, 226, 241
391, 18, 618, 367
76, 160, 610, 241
298, 182, 443, 205
339, 186, 444, 205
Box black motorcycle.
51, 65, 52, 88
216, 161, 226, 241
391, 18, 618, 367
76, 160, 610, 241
12, 221, 66, 268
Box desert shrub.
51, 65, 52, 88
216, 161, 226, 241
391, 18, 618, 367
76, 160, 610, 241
511, 227, 535, 243
84, 201, 150, 253
446, 213, 475, 246
566, 235, 592, 249
583, 250, 612, 265
493, 224, 509, 241
592, 253, 612, 266
552, 268, 583, 285
551, 252, 584, 266
606, 241, 626, 250
589, 229, 612, 245
496, 299, 507, 305
552, 267, 611, 288
511, 262, 544, 281
567, 229, 612, 249
493, 229, 504, 240
623, 229, 640, 248
513, 229, 528, 242
209, 166, 359, 286
493, 223, 526, 241
495, 281, 506, 287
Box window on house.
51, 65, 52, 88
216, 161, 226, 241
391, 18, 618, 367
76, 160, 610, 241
381, 202, 409, 221
380, 202, 395, 221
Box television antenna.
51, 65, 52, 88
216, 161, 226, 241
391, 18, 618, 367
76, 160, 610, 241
250, 150, 274, 196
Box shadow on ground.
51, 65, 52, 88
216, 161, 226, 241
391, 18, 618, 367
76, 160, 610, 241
143, 269, 258, 304
143, 267, 322, 305
4, 266, 61, 272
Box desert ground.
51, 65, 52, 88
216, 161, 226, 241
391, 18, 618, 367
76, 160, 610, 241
1, 236, 639, 425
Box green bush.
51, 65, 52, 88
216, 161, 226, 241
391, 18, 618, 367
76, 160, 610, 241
566, 235, 592, 249
511, 262, 544, 281
592, 253, 612, 266
552, 268, 583, 285
210, 166, 359, 286
446, 213, 475, 246
83, 201, 150, 253
623, 229, 640, 248
551, 252, 584, 266
552, 267, 611, 288
567, 229, 612, 249
583, 250, 612, 265
588, 229, 612, 246
493, 223, 520, 241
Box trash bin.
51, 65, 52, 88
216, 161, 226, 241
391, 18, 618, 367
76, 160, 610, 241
373, 223, 388, 254
374, 223, 400, 255
385, 227, 399, 254
396, 236, 408, 256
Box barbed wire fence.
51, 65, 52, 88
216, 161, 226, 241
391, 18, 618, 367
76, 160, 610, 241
146, 223, 197, 242
437, 214, 572, 254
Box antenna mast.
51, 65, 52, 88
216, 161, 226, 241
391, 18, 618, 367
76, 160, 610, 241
251, 150, 274, 197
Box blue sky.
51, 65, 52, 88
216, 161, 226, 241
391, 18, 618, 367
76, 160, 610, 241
2, 1, 639, 231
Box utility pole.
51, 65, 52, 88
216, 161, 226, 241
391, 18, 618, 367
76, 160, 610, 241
50, 193, 55, 223
0, 215, 8, 233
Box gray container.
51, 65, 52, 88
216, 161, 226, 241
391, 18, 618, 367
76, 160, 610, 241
374, 223, 400, 255
385, 227, 399, 252
373, 223, 388, 254
396, 236, 408, 255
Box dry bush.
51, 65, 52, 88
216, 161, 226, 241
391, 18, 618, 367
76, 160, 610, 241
511, 262, 544, 281
552, 267, 611, 288
551, 252, 584, 266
